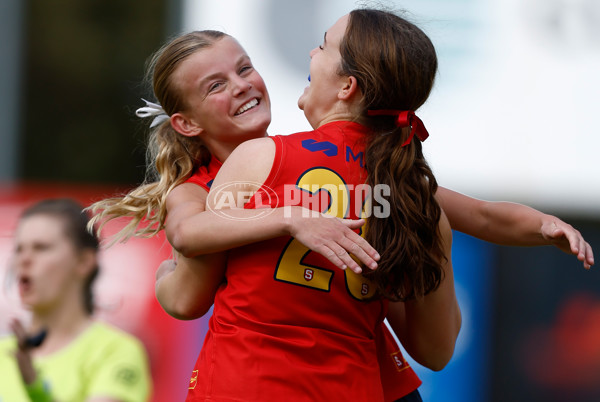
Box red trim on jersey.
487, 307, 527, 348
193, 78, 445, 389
185, 156, 223, 192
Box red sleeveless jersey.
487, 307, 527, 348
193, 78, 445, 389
186, 121, 420, 401
185, 155, 222, 192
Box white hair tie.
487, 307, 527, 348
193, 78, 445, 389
136, 98, 170, 128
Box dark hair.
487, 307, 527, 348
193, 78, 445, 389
339, 9, 444, 301
21, 198, 100, 314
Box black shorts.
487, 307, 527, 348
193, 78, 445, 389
394, 388, 423, 402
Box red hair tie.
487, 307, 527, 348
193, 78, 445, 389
367, 110, 429, 147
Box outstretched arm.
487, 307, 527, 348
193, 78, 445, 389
437, 186, 594, 269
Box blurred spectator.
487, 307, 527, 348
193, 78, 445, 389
0, 199, 151, 401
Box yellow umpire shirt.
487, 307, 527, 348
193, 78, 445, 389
0, 321, 151, 402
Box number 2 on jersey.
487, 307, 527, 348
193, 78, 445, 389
274, 167, 376, 300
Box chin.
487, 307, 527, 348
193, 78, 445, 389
253, 114, 271, 133
243, 120, 270, 140
297, 98, 305, 111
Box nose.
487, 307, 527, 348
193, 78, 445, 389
309, 47, 319, 58
14, 248, 30, 266
231, 75, 252, 96
12, 251, 30, 276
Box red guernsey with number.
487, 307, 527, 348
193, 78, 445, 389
187, 121, 388, 402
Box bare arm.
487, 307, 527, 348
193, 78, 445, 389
151, 184, 225, 319
165, 181, 289, 256
437, 186, 594, 269
386, 210, 461, 371
10, 319, 58, 401
9, 319, 37, 384
166, 138, 379, 273
155, 254, 226, 320
156, 140, 377, 318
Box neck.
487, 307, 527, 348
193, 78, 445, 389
308, 101, 360, 130
29, 296, 92, 355
203, 131, 269, 163
31, 307, 90, 333
206, 142, 238, 163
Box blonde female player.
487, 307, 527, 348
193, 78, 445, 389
90, 26, 593, 402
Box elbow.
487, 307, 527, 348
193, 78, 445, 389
412, 335, 459, 372
429, 311, 462, 371
417, 358, 448, 372
156, 281, 214, 320
408, 308, 462, 372
170, 306, 212, 321
419, 346, 455, 372
160, 297, 212, 321
167, 223, 195, 258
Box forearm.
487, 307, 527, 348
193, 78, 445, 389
164, 182, 283, 258
155, 253, 226, 320
168, 207, 294, 257
438, 186, 549, 246
169, 139, 290, 257
10, 319, 52, 401
466, 201, 551, 246
438, 187, 594, 268
168, 192, 379, 271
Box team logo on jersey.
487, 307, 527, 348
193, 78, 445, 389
361, 283, 369, 296
304, 268, 314, 281
189, 370, 199, 389
391, 351, 409, 371
207, 181, 279, 221
301, 139, 338, 156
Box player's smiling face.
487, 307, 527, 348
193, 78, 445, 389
173, 36, 271, 146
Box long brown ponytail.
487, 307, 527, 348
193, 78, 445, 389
340, 9, 444, 301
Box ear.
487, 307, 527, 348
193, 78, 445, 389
338, 76, 360, 101
170, 112, 204, 137
76, 249, 97, 278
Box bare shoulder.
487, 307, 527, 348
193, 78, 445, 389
216, 137, 275, 184
166, 182, 209, 213
234, 137, 275, 153
227, 137, 275, 168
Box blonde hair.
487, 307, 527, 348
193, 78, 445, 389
88, 31, 228, 244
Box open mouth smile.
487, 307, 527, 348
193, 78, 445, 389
235, 98, 259, 116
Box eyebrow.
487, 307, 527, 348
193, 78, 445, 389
323, 31, 327, 45
199, 55, 250, 88
199, 72, 221, 88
